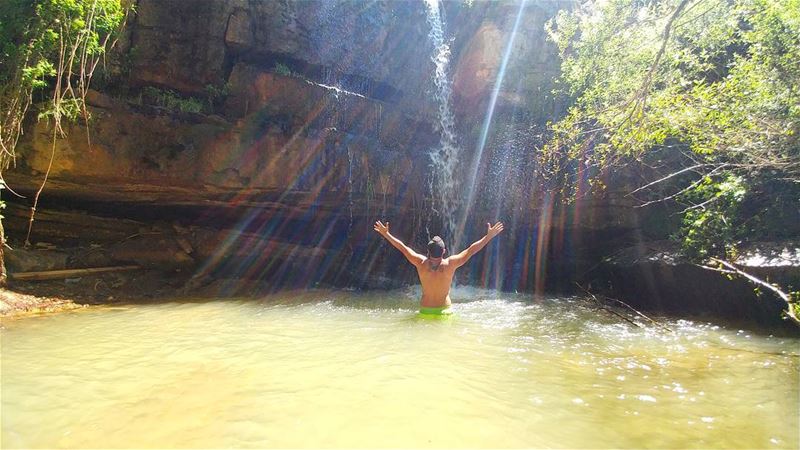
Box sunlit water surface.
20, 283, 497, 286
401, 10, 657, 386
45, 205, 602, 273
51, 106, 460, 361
2, 288, 798, 449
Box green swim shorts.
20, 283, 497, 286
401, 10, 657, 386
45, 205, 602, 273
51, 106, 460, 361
418, 306, 453, 316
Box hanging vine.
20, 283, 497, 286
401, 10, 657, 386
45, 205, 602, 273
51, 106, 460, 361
0, 0, 130, 284
0, 0, 130, 247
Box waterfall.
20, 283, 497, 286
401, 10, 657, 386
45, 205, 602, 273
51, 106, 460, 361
424, 0, 460, 240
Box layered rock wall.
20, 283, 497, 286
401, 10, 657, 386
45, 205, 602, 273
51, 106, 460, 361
6, 0, 647, 295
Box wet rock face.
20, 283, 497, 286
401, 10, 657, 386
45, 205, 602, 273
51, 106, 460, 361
7, 0, 618, 296
130, 0, 230, 92
14, 88, 426, 206
127, 0, 434, 107
451, 2, 565, 122
124, 0, 567, 116
5, 248, 69, 273
11, 0, 571, 209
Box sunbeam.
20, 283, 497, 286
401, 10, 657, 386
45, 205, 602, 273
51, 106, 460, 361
456, 0, 528, 249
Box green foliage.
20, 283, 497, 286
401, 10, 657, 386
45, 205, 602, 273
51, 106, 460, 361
0, 0, 129, 172
544, 0, 799, 186
142, 87, 204, 114
1, 0, 127, 91
790, 294, 800, 312
678, 174, 746, 259
546, 0, 800, 320
273, 62, 293, 77
204, 83, 230, 111
38, 97, 83, 122
544, 0, 799, 248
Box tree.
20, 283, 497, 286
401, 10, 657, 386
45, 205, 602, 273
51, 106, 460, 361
0, 0, 129, 284
544, 0, 800, 323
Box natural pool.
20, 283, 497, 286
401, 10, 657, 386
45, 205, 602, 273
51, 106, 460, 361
1, 288, 798, 449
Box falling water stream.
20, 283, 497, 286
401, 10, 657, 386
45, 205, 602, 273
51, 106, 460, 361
2, 288, 798, 448
424, 0, 461, 238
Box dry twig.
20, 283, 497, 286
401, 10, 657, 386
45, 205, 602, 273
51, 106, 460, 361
576, 282, 674, 332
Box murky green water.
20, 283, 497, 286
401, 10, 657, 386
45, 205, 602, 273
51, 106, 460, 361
2, 288, 798, 449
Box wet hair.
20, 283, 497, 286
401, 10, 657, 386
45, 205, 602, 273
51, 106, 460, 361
427, 236, 446, 258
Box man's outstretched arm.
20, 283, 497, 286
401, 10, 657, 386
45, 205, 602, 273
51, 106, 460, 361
448, 222, 504, 268
373, 220, 425, 266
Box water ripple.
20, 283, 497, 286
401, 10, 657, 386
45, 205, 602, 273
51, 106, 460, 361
1, 288, 797, 449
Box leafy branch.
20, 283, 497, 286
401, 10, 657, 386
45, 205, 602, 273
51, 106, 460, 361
544, 0, 800, 322
0, 0, 131, 248
702, 258, 800, 327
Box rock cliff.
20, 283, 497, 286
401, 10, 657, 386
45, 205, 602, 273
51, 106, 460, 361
10, 0, 790, 329
7, 0, 594, 289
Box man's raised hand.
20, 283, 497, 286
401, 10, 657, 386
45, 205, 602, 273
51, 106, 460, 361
487, 221, 504, 239
374, 220, 390, 236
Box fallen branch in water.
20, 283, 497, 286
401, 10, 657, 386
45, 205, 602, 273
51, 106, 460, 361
576, 282, 641, 328
704, 258, 800, 327
576, 283, 674, 332
599, 294, 674, 332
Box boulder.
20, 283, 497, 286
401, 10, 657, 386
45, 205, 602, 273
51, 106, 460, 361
5, 248, 69, 273
109, 236, 195, 270
594, 242, 799, 329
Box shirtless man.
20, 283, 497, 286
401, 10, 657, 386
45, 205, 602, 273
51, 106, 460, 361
373, 220, 504, 314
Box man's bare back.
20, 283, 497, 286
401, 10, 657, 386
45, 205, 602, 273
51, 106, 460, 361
373, 221, 504, 309
417, 257, 457, 307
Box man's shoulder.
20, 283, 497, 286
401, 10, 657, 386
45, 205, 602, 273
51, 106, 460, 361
440, 259, 458, 271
